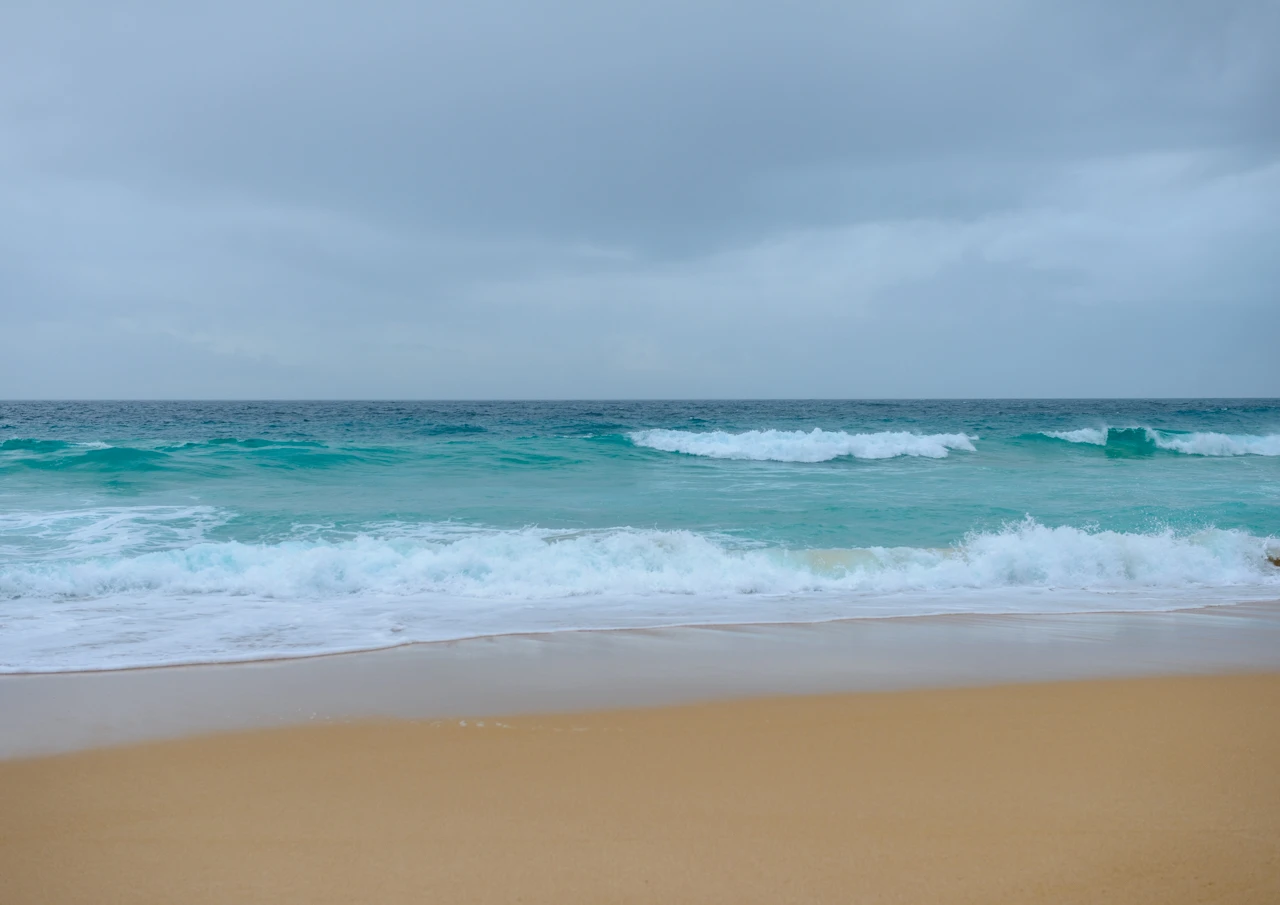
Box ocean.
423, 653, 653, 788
2, 399, 1278, 672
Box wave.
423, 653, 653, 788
1040, 428, 1108, 446
37, 446, 170, 471
1151, 431, 1280, 457
1039, 428, 1280, 456
0, 436, 398, 472
0, 506, 229, 560
1, 438, 73, 452
0, 440, 173, 472
5, 519, 1277, 671
4, 519, 1275, 602
166, 438, 328, 450
629, 429, 976, 461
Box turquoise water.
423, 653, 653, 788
2, 400, 1278, 670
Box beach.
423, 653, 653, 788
4, 607, 1280, 904
3, 402, 1279, 902
4, 672, 1278, 905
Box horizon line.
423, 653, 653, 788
3, 396, 1280, 404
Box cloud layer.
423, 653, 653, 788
2, 0, 1277, 397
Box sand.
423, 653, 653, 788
2, 673, 1278, 904
10, 603, 1280, 760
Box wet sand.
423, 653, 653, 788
6, 602, 1280, 758
3, 673, 1278, 904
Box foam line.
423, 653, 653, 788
630, 429, 976, 461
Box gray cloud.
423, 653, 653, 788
1, 0, 1277, 397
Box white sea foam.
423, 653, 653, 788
2, 520, 1277, 671
630, 429, 976, 461
1040, 427, 1280, 456
1040, 428, 1108, 445
1149, 431, 1280, 457
3, 519, 1270, 601
0, 506, 227, 560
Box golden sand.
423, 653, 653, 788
3, 673, 1278, 904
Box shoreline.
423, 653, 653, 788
12, 583, 1280, 675
4, 599, 1279, 759
5, 595, 1275, 678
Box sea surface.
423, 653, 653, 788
2, 400, 1278, 672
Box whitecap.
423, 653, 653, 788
1149, 431, 1280, 457
1040, 428, 1108, 445
1039, 427, 1280, 456
629, 428, 976, 461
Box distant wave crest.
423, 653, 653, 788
1151, 431, 1280, 456
1040, 427, 1280, 456
630, 428, 976, 461
1040, 428, 1108, 446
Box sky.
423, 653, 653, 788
1, 0, 1277, 398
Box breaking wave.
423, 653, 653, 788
2, 517, 1269, 601
1039, 428, 1280, 456
630, 429, 976, 461
3, 519, 1273, 602
5, 518, 1277, 671
1151, 431, 1280, 457
1040, 428, 1108, 446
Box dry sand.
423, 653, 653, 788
3, 673, 1278, 904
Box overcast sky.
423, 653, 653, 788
1, 0, 1277, 398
